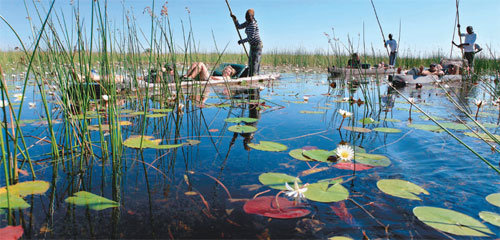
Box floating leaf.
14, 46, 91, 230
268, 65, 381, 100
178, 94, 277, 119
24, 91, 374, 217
439, 122, 468, 130
300, 110, 324, 114
0, 225, 24, 240
151, 108, 173, 113
248, 141, 287, 152
373, 127, 401, 133
464, 132, 500, 142
289, 149, 311, 161
358, 118, 379, 124
228, 125, 257, 133
224, 117, 258, 123
355, 153, 391, 167
119, 120, 133, 126
303, 149, 333, 162
145, 113, 167, 118
303, 181, 349, 203
184, 139, 201, 146
328, 237, 353, 240
258, 173, 299, 190
377, 179, 428, 200
333, 162, 373, 171
342, 126, 372, 133
486, 193, 500, 207
123, 135, 183, 149
480, 123, 499, 128
3, 181, 50, 197
65, 191, 119, 211
479, 211, 500, 227
413, 206, 493, 237
0, 194, 30, 209
215, 104, 231, 108
408, 124, 443, 132
243, 196, 310, 219
419, 115, 444, 121
130, 111, 146, 116
384, 118, 401, 123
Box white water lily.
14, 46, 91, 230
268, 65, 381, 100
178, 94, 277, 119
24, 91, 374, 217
28, 102, 36, 109
342, 97, 349, 102
102, 95, 109, 101
285, 179, 308, 202
13, 93, 24, 102
408, 97, 415, 104
337, 109, 352, 118
0, 100, 9, 108
303, 96, 309, 102
336, 144, 354, 162
493, 98, 500, 106
474, 98, 484, 108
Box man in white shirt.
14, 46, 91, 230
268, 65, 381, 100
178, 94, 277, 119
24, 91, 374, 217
384, 34, 397, 67
453, 25, 477, 70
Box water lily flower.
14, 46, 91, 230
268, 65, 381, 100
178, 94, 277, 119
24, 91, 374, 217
408, 97, 415, 104
102, 95, 109, 102
342, 97, 349, 102
0, 100, 9, 108
285, 179, 308, 203
303, 96, 309, 102
474, 98, 484, 108
337, 109, 352, 118
28, 102, 36, 109
13, 93, 24, 102
336, 144, 354, 162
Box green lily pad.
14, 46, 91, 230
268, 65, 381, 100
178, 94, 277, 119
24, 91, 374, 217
65, 191, 119, 211
377, 179, 428, 200
145, 113, 167, 118
358, 118, 379, 124
419, 115, 444, 121
0, 194, 30, 209
353, 146, 366, 153
486, 193, 500, 207
355, 153, 391, 167
248, 141, 288, 152
184, 139, 201, 146
314, 106, 331, 110
228, 125, 257, 133
151, 108, 173, 113
408, 124, 443, 132
384, 118, 401, 123
303, 149, 333, 162
303, 181, 349, 203
130, 111, 146, 116
396, 107, 421, 113
373, 127, 401, 133
464, 132, 500, 142
289, 149, 311, 161
224, 117, 258, 123
258, 173, 300, 190
123, 135, 183, 149
480, 123, 499, 128
413, 206, 493, 237
300, 110, 324, 114
439, 122, 468, 130
215, 104, 231, 108
479, 211, 500, 227
0, 181, 50, 209
342, 126, 372, 133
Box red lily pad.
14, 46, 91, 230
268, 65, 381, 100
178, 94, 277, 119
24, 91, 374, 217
243, 196, 310, 219
302, 146, 318, 150
0, 225, 24, 240
333, 162, 374, 171
330, 201, 354, 224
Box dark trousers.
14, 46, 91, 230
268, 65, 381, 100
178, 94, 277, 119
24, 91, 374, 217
464, 52, 474, 68
389, 52, 397, 66
249, 43, 263, 76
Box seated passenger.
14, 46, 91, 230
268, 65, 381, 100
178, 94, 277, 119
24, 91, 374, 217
420, 64, 444, 76
347, 53, 361, 68
184, 62, 236, 81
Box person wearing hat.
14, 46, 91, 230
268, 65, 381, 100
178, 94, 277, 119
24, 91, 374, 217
384, 34, 398, 67
231, 9, 262, 77
453, 25, 477, 71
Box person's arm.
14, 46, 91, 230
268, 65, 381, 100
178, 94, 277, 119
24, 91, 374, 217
234, 20, 249, 29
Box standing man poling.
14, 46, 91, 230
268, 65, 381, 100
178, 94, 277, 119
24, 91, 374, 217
453, 25, 477, 72
384, 34, 397, 67
231, 9, 262, 77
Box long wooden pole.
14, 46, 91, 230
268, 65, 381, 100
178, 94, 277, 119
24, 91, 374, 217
369, 0, 390, 57
224, 0, 249, 58
456, 0, 464, 58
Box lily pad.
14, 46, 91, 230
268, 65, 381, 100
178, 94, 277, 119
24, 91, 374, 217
289, 149, 311, 161
151, 108, 173, 113
224, 117, 258, 123
228, 125, 257, 133
342, 126, 372, 133
300, 110, 324, 114
479, 211, 500, 227
243, 196, 310, 219
413, 206, 493, 237
258, 173, 300, 190
303, 181, 349, 203
184, 139, 201, 146
377, 179, 428, 200
328, 237, 353, 240
355, 153, 391, 167
248, 141, 287, 152
333, 162, 374, 171
145, 113, 167, 118
464, 132, 500, 143
384, 118, 401, 123
0, 181, 50, 209
358, 118, 379, 124
408, 124, 443, 132
373, 127, 401, 133
0, 225, 24, 240
419, 115, 444, 121
65, 191, 119, 211
303, 149, 333, 162
439, 122, 468, 130
0, 194, 30, 209
486, 193, 500, 207
123, 135, 183, 149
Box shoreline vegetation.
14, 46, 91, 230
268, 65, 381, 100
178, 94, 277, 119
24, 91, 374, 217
1, 50, 498, 74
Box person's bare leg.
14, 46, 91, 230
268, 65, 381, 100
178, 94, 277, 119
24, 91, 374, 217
198, 63, 210, 80
186, 62, 200, 78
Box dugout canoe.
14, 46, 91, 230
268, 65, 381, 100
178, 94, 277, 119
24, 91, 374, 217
137, 73, 280, 89
328, 67, 395, 78
390, 74, 462, 84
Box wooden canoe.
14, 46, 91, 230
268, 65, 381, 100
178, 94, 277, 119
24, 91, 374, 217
328, 67, 395, 77
391, 74, 462, 84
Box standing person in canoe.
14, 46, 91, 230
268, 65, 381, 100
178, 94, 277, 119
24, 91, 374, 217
453, 25, 477, 72
384, 34, 398, 67
231, 9, 262, 77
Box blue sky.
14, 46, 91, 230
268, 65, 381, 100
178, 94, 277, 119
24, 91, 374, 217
1, 0, 499, 57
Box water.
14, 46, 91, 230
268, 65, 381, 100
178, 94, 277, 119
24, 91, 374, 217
1, 73, 500, 239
